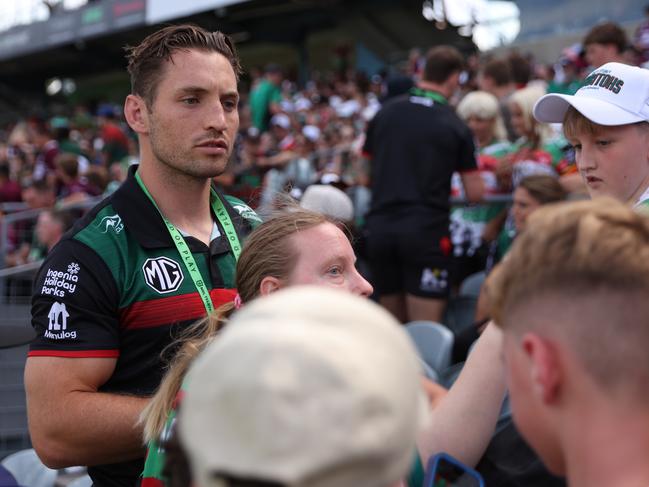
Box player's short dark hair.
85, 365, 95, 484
423, 45, 465, 84
125, 24, 242, 107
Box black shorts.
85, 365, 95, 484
365, 230, 452, 299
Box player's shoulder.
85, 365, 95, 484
223, 195, 262, 228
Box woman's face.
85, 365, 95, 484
283, 222, 373, 297
466, 115, 496, 146
510, 102, 532, 139
512, 186, 541, 232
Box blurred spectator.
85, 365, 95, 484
498, 85, 580, 193
478, 57, 516, 141
634, 4, 649, 64
31, 208, 73, 260
0, 163, 22, 203
50, 116, 86, 160
583, 22, 629, 68
547, 44, 587, 95
29, 118, 59, 181
452, 91, 511, 284
54, 153, 92, 202
506, 52, 532, 88
4, 180, 55, 267
96, 104, 130, 166
249, 63, 283, 132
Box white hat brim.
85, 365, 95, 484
533, 93, 645, 126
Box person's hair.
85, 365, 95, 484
487, 198, 649, 401
45, 208, 74, 233
506, 52, 531, 86
456, 90, 507, 142
563, 106, 649, 140
509, 85, 553, 147
481, 58, 512, 87
125, 24, 242, 108
141, 208, 329, 443
55, 153, 79, 179
518, 175, 566, 205
583, 22, 628, 53
423, 45, 465, 84
25, 179, 54, 194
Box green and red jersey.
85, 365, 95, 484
30, 165, 260, 487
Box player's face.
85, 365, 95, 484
568, 124, 649, 204
145, 49, 239, 179
285, 222, 373, 297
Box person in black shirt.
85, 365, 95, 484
363, 46, 483, 323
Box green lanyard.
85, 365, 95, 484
410, 87, 448, 104
135, 171, 241, 314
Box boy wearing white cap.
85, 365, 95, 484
534, 62, 649, 208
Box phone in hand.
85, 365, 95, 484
423, 452, 485, 487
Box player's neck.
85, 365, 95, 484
137, 160, 213, 235
563, 408, 649, 487
417, 80, 450, 99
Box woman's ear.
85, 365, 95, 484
259, 276, 282, 296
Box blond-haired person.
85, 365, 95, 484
486, 198, 649, 487
498, 85, 583, 193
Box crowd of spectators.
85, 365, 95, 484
0, 18, 646, 280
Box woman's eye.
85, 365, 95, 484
596, 139, 611, 147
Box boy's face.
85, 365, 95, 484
567, 124, 649, 204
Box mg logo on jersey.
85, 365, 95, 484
143, 257, 184, 294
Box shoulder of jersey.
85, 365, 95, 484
223, 195, 263, 227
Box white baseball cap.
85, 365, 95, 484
271, 113, 291, 129
179, 286, 429, 487
534, 62, 649, 126
300, 184, 354, 222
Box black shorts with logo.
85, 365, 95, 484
365, 228, 452, 299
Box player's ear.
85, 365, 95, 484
521, 332, 562, 405
259, 276, 282, 296
124, 94, 149, 134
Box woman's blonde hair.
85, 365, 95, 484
142, 208, 329, 442
456, 90, 507, 142
509, 85, 554, 148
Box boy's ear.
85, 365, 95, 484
259, 276, 282, 296
123, 94, 149, 134
521, 333, 562, 405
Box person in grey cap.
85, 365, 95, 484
534, 62, 649, 209
179, 286, 429, 487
